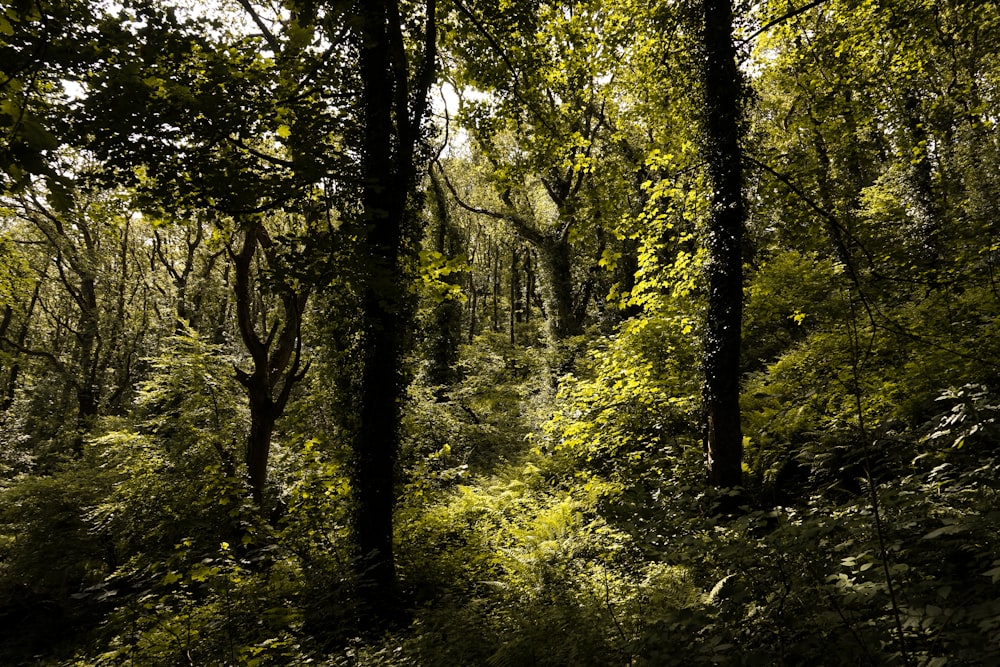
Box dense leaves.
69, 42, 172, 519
2, 0, 1000, 665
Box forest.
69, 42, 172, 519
2, 0, 999, 664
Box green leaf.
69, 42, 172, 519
922, 524, 967, 540
161, 571, 182, 585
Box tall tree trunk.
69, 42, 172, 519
902, 91, 940, 264
510, 246, 520, 345
0, 283, 39, 410
355, 1, 403, 615
491, 242, 500, 332
74, 274, 101, 453
245, 391, 278, 506
352, 0, 436, 623
699, 0, 744, 489
524, 250, 534, 324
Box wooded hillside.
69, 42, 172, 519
2, 0, 999, 664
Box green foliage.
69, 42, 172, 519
544, 315, 701, 490
0, 443, 114, 662
743, 249, 847, 368
925, 384, 1000, 451
82, 328, 247, 554
136, 325, 246, 448
5, 1, 1000, 666
402, 330, 552, 510
394, 464, 698, 667
270, 439, 358, 650
68, 539, 310, 667
0, 463, 109, 595
416, 249, 468, 305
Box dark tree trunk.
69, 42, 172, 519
232, 220, 308, 508
902, 92, 940, 263
538, 237, 581, 340
524, 250, 534, 324
492, 242, 500, 332
351, 0, 436, 624
0, 305, 13, 410
699, 0, 744, 489
74, 274, 101, 453
246, 392, 278, 505
427, 167, 463, 392
808, 123, 855, 270
354, 1, 403, 615
510, 246, 520, 345
467, 278, 478, 343
0, 281, 40, 411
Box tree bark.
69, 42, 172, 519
232, 219, 308, 508
538, 237, 581, 340
509, 246, 520, 344
351, 0, 436, 624
699, 0, 744, 489
427, 167, 463, 392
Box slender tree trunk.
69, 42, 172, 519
699, 0, 744, 489
0, 283, 39, 410
902, 92, 939, 263
468, 286, 477, 341
510, 247, 520, 345
808, 122, 855, 269
232, 220, 308, 508
427, 167, 462, 392
467, 250, 478, 343
214, 263, 232, 346
524, 250, 534, 324
491, 243, 500, 332
0, 305, 13, 410
73, 274, 101, 453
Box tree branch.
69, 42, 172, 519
433, 161, 546, 246
410, 0, 438, 134
739, 0, 831, 46
448, 0, 559, 137
234, 0, 282, 53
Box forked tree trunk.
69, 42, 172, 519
232, 219, 308, 508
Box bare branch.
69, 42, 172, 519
234, 0, 282, 53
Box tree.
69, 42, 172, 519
69, 0, 441, 615
3, 180, 151, 450
0, 0, 91, 194
71, 0, 324, 509
149, 214, 227, 337
231, 216, 309, 508
444, 0, 636, 345
423, 165, 467, 391
347, 0, 438, 619
697, 0, 744, 488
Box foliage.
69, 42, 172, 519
3, 1, 1000, 665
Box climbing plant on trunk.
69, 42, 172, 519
698, 0, 745, 489
348, 0, 438, 620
